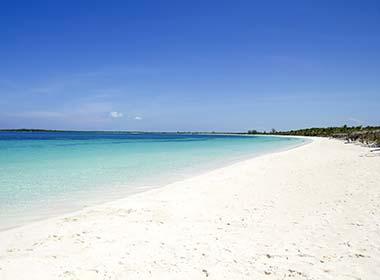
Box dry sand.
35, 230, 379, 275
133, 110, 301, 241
0, 137, 379, 279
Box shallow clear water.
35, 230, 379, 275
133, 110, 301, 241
0, 132, 306, 229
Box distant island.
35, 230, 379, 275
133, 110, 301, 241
0, 129, 242, 135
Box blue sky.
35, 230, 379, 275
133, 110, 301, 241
0, 0, 379, 131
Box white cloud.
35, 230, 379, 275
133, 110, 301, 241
347, 117, 362, 125
109, 111, 123, 118
134, 116, 142, 120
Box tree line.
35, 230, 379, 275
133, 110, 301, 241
247, 125, 380, 147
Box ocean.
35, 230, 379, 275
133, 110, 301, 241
0, 131, 306, 229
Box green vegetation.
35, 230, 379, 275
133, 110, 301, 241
248, 125, 380, 147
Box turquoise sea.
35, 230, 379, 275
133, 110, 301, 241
0, 132, 307, 230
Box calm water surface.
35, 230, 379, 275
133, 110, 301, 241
0, 132, 307, 229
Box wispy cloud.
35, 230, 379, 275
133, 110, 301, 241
7, 101, 115, 120
134, 116, 142, 120
30, 85, 63, 94
347, 117, 363, 125
110, 111, 123, 118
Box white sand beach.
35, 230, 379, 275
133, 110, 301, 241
0, 137, 379, 279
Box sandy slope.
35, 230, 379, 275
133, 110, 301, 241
0, 138, 379, 279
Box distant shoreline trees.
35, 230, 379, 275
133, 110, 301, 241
247, 125, 380, 147
1, 126, 379, 147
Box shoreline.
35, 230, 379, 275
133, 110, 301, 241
0, 135, 309, 232
1, 137, 379, 279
